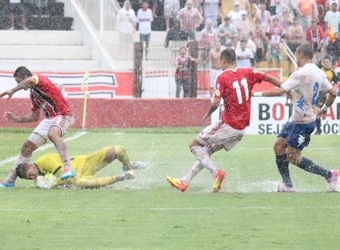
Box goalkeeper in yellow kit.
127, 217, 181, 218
15, 146, 141, 189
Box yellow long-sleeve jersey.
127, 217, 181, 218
34, 147, 111, 187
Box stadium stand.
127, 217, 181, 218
0, 30, 98, 71
0, 0, 73, 30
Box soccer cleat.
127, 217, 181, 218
327, 170, 338, 192
122, 162, 144, 171
213, 169, 225, 193
60, 168, 76, 180
277, 184, 296, 192
0, 181, 15, 188
166, 176, 188, 192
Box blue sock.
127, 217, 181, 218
275, 154, 293, 187
297, 157, 331, 179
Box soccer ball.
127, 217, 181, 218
36, 173, 56, 189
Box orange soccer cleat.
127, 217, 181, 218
213, 169, 225, 193
166, 176, 188, 192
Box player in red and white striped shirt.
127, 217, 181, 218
0, 66, 76, 187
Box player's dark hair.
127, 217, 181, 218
220, 48, 236, 64
16, 163, 29, 179
13, 66, 33, 78
296, 44, 313, 60
323, 55, 331, 61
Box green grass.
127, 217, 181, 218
0, 128, 339, 249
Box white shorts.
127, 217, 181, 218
28, 115, 75, 147
210, 68, 222, 88
196, 121, 245, 151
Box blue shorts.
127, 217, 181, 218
278, 122, 316, 151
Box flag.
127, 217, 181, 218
326, 26, 335, 44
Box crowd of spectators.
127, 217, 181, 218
123, 0, 340, 79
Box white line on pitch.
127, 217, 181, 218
0, 131, 87, 167
0, 206, 340, 212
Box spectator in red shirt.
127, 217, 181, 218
174, 47, 197, 97
306, 18, 324, 63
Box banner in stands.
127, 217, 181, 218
212, 97, 340, 135
0, 71, 134, 98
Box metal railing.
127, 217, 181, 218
76, 0, 118, 33
74, 0, 136, 62
283, 43, 297, 68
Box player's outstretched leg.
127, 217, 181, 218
74, 171, 136, 188
297, 157, 338, 192
182, 160, 204, 184
166, 161, 203, 192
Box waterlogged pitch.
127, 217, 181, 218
0, 128, 339, 249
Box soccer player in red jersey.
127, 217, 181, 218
167, 48, 282, 192
0, 66, 76, 187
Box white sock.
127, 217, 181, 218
191, 146, 218, 176
182, 160, 204, 184
6, 155, 30, 183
